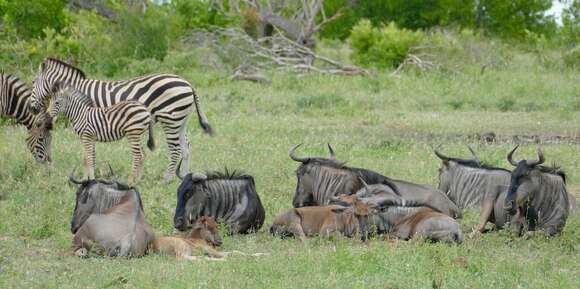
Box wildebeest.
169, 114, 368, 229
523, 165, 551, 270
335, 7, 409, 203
501, 146, 570, 236
270, 201, 372, 241
173, 167, 265, 234
152, 216, 225, 261
290, 144, 461, 218
70, 168, 154, 257
435, 147, 511, 210
332, 185, 463, 244
289, 144, 399, 207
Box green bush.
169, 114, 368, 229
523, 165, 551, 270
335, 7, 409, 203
563, 45, 580, 69
174, 0, 235, 29
1, 0, 67, 39
349, 20, 423, 69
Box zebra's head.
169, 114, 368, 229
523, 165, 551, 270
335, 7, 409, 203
30, 65, 52, 114
30, 58, 86, 114
26, 112, 53, 163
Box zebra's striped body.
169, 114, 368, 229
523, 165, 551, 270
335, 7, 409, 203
49, 83, 155, 184
0, 72, 52, 163
30, 58, 212, 182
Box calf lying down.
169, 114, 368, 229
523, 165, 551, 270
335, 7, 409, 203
332, 194, 463, 244
153, 216, 267, 261
270, 201, 371, 241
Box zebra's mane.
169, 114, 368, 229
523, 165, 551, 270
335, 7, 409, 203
44, 58, 86, 79
59, 85, 94, 107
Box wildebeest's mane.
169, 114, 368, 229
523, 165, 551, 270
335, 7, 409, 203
44, 57, 86, 79
537, 164, 566, 183
450, 158, 510, 172
299, 157, 400, 194
204, 168, 254, 182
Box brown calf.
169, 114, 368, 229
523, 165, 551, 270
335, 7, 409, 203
152, 216, 224, 261
270, 202, 370, 241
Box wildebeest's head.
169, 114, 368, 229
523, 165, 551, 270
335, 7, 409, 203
290, 143, 339, 207
189, 216, 223, 247
69, 166, 133, 234
504, 145, 545, 216
434, 146, 480, 193
173, 169, 209, 231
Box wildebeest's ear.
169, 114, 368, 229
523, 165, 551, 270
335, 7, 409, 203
442, 159, 449, 167
191, 172, 207, 182
331, 207, 348, 214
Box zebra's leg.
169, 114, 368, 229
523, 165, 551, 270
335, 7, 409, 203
178, 115, 192, 177
81, 136, 96, 180
158, 116, 188, 182
127, 133, 144, 186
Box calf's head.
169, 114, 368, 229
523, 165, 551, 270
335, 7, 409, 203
190, 216, 223, 247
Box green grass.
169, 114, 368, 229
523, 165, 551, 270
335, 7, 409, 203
1, 63, 579, 288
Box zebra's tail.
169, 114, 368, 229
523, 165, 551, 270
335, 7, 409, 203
147, 120, 155, 151
192, 88, 214, 136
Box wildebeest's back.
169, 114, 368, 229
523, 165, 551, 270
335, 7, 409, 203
446, 166, 510, 209
390, 179, 461, 218
200, 177, 265, 233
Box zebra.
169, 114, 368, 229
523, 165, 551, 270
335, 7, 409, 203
29, 57, 213, 182
48, 82, 155, 185
0, 72, 53, 163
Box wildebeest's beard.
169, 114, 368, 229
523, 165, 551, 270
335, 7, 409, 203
70, 182, 129, 233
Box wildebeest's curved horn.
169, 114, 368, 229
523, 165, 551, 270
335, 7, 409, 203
507, 145, 520, 166
327, 143, 336, 160
107, 163, 118, 182
175, 159, 185, 180
433, 145, 450, 161
68, 166, 83, 185
526, 148, 545, 166
467, 145, 480, 163
358, 176, 369, 190
289, 144, 309, 163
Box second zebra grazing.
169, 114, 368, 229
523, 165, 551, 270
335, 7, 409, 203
48, 83, 155, 184
0, 72, 53, 163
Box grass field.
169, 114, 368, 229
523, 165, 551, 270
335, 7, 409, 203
0, 58, 579, 288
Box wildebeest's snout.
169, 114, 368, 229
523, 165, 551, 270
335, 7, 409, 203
174, 217, 186, 231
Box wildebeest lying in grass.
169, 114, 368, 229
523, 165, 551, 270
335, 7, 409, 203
332, 187, 463, 244
270, 201, 372, 241
501, 146, 570, 236
174, 165, 265, 234
468, 146, 570, 237
290, 144, 461, 218
152, 216, 225, 261
70, 167, 154, 257
289, 144, 399, 207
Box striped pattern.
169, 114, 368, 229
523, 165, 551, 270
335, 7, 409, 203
30, 58, 212, 181
49, 84, 155, 184
0, 72, 52, 162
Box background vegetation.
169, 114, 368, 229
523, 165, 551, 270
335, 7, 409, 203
0, 1, 579, 288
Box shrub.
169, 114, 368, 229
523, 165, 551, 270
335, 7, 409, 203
349, 20, 423, 69
563, 45, 580, 70
1, 0, 67, 39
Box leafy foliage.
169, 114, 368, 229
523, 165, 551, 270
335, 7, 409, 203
349, 20, 423, 69
1, 0, 67, 39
